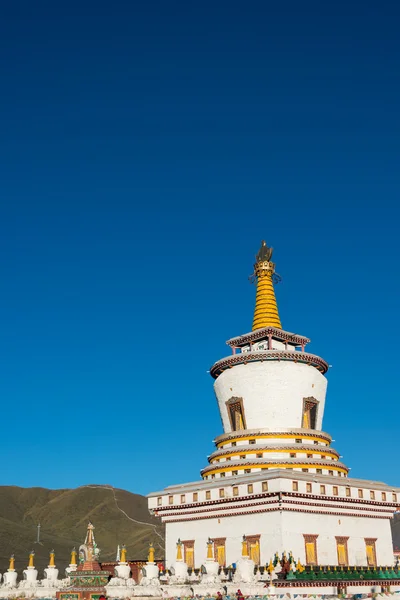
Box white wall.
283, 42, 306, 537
165, 511, 393, 568
214, 361, 328, 433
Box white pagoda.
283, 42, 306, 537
148, 241, 399, 571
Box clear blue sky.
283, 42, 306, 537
0, 1, 399, 495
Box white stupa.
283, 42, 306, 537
148, 240, 400, 570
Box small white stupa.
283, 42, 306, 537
233, 536, 256, 584
3, 555, 16, 588
141, 543, 159, 582
35, 550, 60, 598
65, 548, 78, 576
170, 539, 188, 583
22, 551, 38, 584
106, 544, 136, 599
44, 550, 59, 582
201, 538, 220, 583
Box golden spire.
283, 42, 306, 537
9, 555, 15, 571
176, 539, 183, 561
251, 241, 281, 330
241, 535, 249, 558
207, 538, 213, 560
28, 551, 35, 568
70, 548, 77, 565
49, 550, 55, 567
120, 545, 127, 563
148, 543, 155, 563
266, 559, 274, 575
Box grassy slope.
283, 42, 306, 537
0, 485, 164, 575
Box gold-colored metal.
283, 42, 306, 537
251, 241, 281, 330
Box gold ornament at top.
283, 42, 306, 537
9, 555, 15, 571
70, 548, 77, 565
241, 535, 249, 558
251, 241, 282, 330
207, 538, 213, 560
120, 545, 127, 563
148, 543, 155, 563
49, 550, 56, 567
176, 539, 183, 561
28, 551, 35, 568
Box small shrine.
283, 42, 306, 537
57, 523, 112, 600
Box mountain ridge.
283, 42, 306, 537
0, 484, 164, 574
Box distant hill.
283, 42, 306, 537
0, 485, 164, 575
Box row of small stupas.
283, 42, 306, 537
2, 523, 400, 599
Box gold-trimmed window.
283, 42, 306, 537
219, 488, 225, 498
246, 535, 261, 565
365, 538, 377, 567
206, 490, 211, 500
157, 496, 162, 506
226, 397, 246, 431
262, 481, 268, 492
336, 536, 349, 566
213, 538, 226, 567
168, 495, 173, 505
303, 534, 318, 565
370, 490, 375, 500
302, 397, 318, 429
193, 492, 198, 502
233, 486, 239, 496
182, 540, 195, 569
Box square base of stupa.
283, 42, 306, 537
148, 470, 398, 568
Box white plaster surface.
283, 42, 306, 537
165, 511, 394, 568
214, 361, 327, 433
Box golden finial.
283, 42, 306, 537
49, 550, 55, 567
266, 559, 274, 575
120, 545, 127, 563
251, 241, 282, 330
9, 555, 15, 571
207, 538, 213, 560
70, 548, 77, 566
148, 543, 155, 563
296, 558, 305, 573
28, 550, 35, 568
176, 539, 183, 561
241, 535, 249, 558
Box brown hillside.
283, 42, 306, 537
0, 485, 164, 575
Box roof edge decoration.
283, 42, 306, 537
210, 349, 329, 378
227, 326, 310, 348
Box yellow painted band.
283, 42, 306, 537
216, 433, 330, 447
203, 463, 348, 477
210, 448, 338, 462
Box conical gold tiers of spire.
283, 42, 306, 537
252, 241, 281, 330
